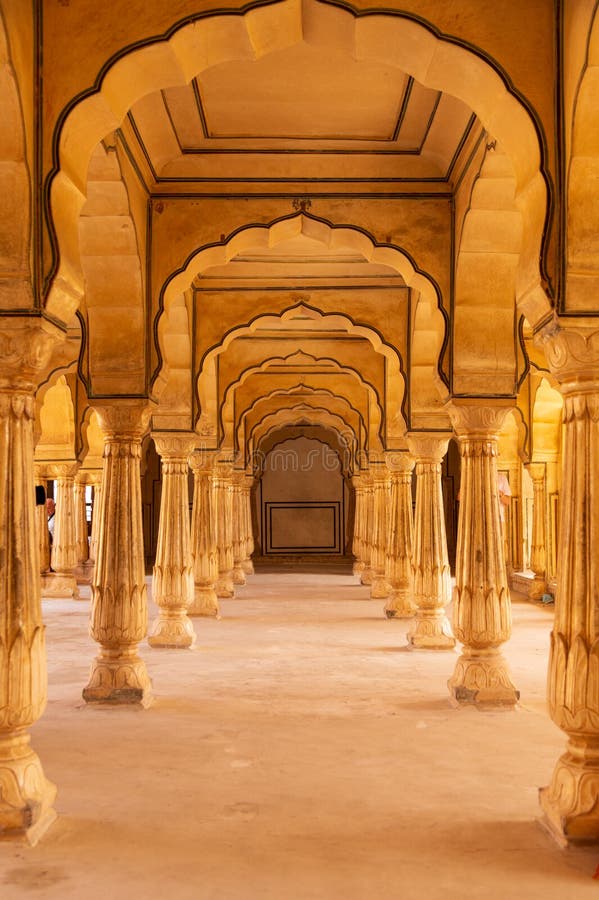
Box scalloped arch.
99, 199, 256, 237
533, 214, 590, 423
45, 0, 548, 325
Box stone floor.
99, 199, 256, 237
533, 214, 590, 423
1, 567, 598, 898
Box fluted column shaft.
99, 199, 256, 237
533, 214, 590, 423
215, 465, 235, 599
149, 435, 196, 649
241, 478, 255, 575
189, 452, 219, 617
370, 469, 391, 599
83, 401, 152, 707
406, 434, 455, 649
385, 454, 416, 619
527, 462, 547, 600
0, 319, 61, 843
537, 323, 599, 844
231, 473, 246, 586
360, 475, 373, 586
446, 402, 518, 707
74, 477, 89, 565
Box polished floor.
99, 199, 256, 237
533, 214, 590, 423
1, 568, 598, 898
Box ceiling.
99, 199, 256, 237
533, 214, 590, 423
121, 38, 479, 189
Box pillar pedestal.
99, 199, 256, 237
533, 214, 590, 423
83, 401, 152, 707
148, 434, 196, 649
536, 323, 599, 844
446, 400, 518, 709
406, 435, 455, 649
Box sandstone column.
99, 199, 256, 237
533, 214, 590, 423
537, 324, 599, 843
0, 319, 60, 843
360, 473, 373, 585
241, 475, 255, 575
148, 434, 196, 649
406, 434, 455, 649
34, 469, 51, 574
73, 473, 93, 585
385, 453, 416, 619
231, 472, 246, 586
446, 402, 518, 707
189, 451, 219, 617
526, 462, 547, 600
215, 463, 235, 599
74, 475, 89, 566
46, 463, 79, 599
88, 472, 103, 567
83, 401, 152, 707
370, 466, 391, 599
352, 476, 365, 577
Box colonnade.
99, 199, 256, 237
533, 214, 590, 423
3, 339, 599, 844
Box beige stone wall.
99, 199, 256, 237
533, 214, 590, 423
257, 436, 347, 555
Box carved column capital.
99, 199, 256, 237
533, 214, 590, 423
44, 461, 78, 480
535, 318, 599, 393
406, 432, 451, 464
525, 461, 547, 483
151, 432, 196, 461
446, 399, 513, 439
91, 400, 153, 440
0, 317, 64, 392
386, 451, 415, 477
189, 449, 217, 475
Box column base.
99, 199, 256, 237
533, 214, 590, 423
216, 574, 235, 598
529, 575, 547, 601
384, 589, 416, 619
189, 585, 219, 617
0, 733, 57, 846
448, 648, 519, 708
82, 648, 152, 707
407, 611, 456, 650
148, 611, 196, 649
352, 560, 365, 577
360, 566, 372, 586
539, 741, 599, 845
232, 564, 246, 585
241, 558, 254, 576
370, 575, 391, 599
41, 572, 80, 600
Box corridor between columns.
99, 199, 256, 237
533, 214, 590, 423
2, 569, 597, 898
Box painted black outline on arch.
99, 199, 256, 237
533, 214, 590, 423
42, 0, 554, 299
